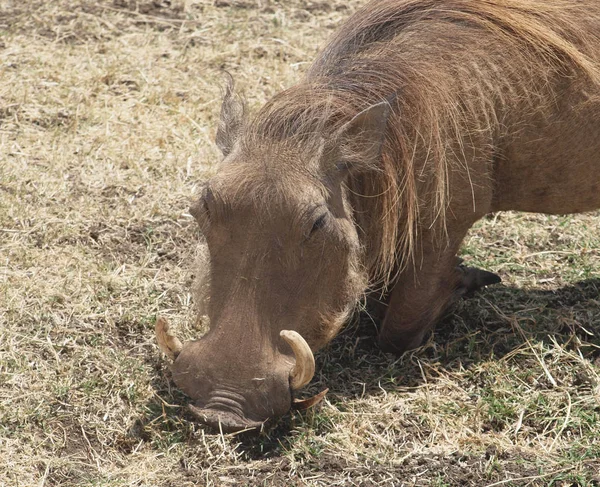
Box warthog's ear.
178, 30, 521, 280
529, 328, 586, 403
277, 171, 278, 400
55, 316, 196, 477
216, 73, 245, 157
332, 98, 393, 176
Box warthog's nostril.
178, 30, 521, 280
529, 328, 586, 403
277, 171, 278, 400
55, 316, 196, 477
189, 405, 264, 433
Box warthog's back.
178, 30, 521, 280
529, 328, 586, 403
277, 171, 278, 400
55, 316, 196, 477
295, 0, 600, 260
248, 0, 600, 282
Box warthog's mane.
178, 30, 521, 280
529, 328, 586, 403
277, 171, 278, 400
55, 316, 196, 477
245, 0, 600, 288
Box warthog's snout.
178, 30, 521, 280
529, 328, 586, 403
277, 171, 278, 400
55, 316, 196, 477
156, 318, 322, 431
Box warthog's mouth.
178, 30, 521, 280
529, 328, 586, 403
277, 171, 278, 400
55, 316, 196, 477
188, 404, 266, 433
187, 388, 330, 433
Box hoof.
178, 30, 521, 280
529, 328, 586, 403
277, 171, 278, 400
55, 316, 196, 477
456, 265, 501, 297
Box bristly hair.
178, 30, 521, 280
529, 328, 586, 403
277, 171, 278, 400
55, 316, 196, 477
246, 0, 600, 289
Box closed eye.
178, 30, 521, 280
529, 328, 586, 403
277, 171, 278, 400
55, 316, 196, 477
309, 212, 328, 236
201, 186, 215, 222
202, 197, 210, 221
191, 186, 215, 229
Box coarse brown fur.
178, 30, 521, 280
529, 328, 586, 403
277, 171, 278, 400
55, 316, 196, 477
248, 0, 600, 285
166, 0, 600, 432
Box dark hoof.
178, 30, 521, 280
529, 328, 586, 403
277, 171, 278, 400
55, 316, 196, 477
456, 265, 501, 297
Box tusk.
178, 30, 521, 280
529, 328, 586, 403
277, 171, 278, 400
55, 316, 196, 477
293, 388, 329, 410
280, 330, 315, 390
155, 317, 183, 360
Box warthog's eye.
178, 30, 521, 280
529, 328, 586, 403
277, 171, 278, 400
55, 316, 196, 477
309, 212, 328, 237
201, 187, 214, 221
202, 198, 210, 220
191, 186, 214, 228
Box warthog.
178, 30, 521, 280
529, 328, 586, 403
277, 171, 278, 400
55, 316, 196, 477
156, 0, 600, 432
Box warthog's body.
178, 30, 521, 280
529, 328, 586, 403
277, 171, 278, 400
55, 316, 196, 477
157, 0, 600, 431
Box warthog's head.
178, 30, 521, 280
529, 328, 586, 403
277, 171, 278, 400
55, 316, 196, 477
156, 80, 391, 432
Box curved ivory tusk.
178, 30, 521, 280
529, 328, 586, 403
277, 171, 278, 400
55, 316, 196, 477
155, 317, 183, 360
280, 330, 315, 390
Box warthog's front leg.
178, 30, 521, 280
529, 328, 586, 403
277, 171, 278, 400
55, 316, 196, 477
377, 231, 500, 355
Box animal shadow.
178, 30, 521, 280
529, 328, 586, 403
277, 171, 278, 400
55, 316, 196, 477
312, 277, 600, 399
142, 279, 600, 458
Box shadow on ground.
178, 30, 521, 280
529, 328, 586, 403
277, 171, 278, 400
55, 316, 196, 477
319, 277, 600, 387
143, 278, 600, 460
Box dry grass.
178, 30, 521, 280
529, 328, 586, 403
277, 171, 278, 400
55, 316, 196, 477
1, 1, 599, 486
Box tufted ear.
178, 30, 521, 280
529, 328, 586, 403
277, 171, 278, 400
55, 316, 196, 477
332, 99, 392, 175
215, 73, 245, 157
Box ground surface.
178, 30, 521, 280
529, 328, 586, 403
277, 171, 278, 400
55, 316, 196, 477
1, 1, 600, 486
